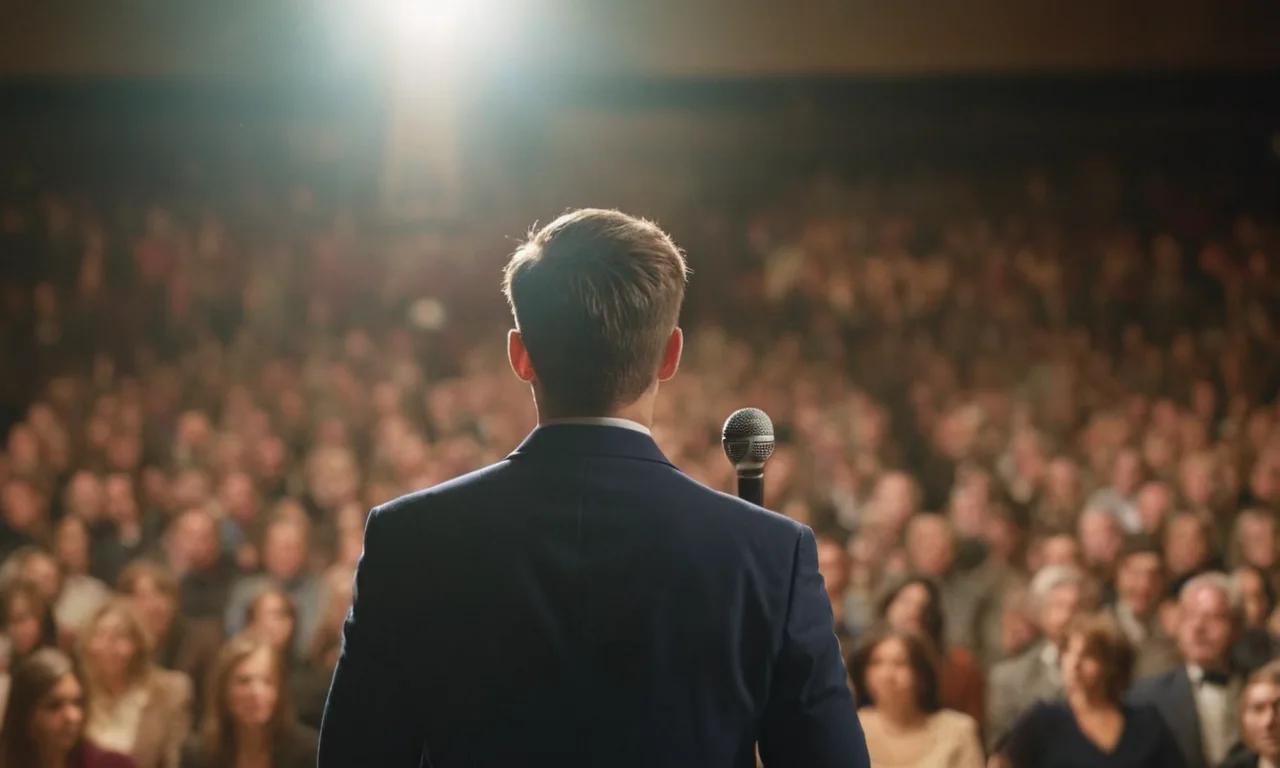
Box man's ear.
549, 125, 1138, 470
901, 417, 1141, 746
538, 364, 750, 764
508, 329, 536, 383
657, 327, 683, 382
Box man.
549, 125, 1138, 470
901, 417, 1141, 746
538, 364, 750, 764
1077, 506, 1124, 598
1221, 660, 1280, 768
1129, 571, 1243, 768
904, 513, 998, 661
1110, 535, 1179, 679
815, 529, 855, 660
319, 209, 868, 767
986, 564, 1087, 750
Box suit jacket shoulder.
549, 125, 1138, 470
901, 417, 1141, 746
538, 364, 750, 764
371, 455, 807, 559
990, 641, 1043, 684
1128, 665, 1182, 702
153, 668, 193, 707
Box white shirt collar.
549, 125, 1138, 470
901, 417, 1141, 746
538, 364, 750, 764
1040, 641, 1060, 669
1186, 664, 1231, 686
541, 417, 651, 436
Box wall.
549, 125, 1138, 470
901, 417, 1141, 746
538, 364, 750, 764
1, 0, 1278, 81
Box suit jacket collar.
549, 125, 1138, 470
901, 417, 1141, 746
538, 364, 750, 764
1169, 665, 1207, 768
510, 424, 675, 468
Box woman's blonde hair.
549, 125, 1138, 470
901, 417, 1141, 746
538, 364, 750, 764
79, 599, 154, 696
201, 633, 295, 763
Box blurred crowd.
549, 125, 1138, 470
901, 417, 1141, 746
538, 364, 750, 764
1, 152, 1280, 768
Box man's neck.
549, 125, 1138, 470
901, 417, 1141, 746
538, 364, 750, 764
536, 392, 657, 430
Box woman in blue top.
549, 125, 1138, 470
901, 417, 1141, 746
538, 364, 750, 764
993, 612, 1186, 768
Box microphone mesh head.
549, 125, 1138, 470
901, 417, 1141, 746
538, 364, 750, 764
722, 408, 776, 468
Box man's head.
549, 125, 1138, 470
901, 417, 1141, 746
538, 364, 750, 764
1077, 507, 1123, 573
1115, 535, 1165, 620
1029, 564, 1087, 646
815, 531, 851, 599
904, 514, 956, 578
502, 209, 688, 419
1176, 571, 1241, 669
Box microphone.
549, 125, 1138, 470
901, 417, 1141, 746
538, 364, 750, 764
721, 408, 776, 507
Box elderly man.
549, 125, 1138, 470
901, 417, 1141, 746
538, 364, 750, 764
1129, 571, 1244, 768
986, 564, 1089, 750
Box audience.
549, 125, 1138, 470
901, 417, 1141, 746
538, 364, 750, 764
0, 129, 1279, 767
847, 627, 984, 768
0, 648, 136, 768
993, 613, 1185, 767
79, 601, 192, 768
876, 574, 985, 725
180, 634, 317, 768
986, 564, 1088, 748
1130, 572, 1243, 768
1223, 660, 1280, 768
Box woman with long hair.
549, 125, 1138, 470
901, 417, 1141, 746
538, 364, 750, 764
847, 627, 984, 768
242, 589, 296, 663
180, 634, 317, 768
0, 579, 60, 722
79, 601, 192, 768
991, 613, 1185, 767
877, 574, 986, 725
0, 647, 135, 768
116, 561, 222, 724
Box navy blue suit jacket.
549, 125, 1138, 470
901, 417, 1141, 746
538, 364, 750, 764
318, 424, 868, 767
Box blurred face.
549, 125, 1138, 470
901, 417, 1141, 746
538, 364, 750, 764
885, 583, 931, 637
1078, 511, 1122, 570
105, 435, 141, 473
1181, 459, 1214, 505
67, 472, 104, 520
863, 638, 918, 714
249, 593, 295, 651
174, 512, 219, 570
85, 612, 138, 685
1046, 458, 1079, 500
1040, 535, 1081, 569
7, 594, 43, 656
28, 673, 86, 756
226, 648, 280, 728
1166, 516, 1209, 576
1060, 633, 1104, 699
1176, 584, 1236, 667
171, 470, 211, 511
906, 519, 954, 578
1117, 552, 1164, 619
1241, 515, 1278, 570
3, 482, 40, 532
103, 476, 137, 524
129, 576, 177, 642
219, 473, 258, 523
337, 527, 363, 568
1041, 583, 1082, 645
1234, 569, 1270, 629
1242, 680, 1280, 759
54, 518, 91, 574
8, 425, 41, 473
1111, 450, 1142, 494
263, 523, 307, 580
1136, 483, 1172, 534
21, 554, 60, 602
816, 538, 849, 597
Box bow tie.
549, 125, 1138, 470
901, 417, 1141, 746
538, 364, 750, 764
1199, 669, 1231, 687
